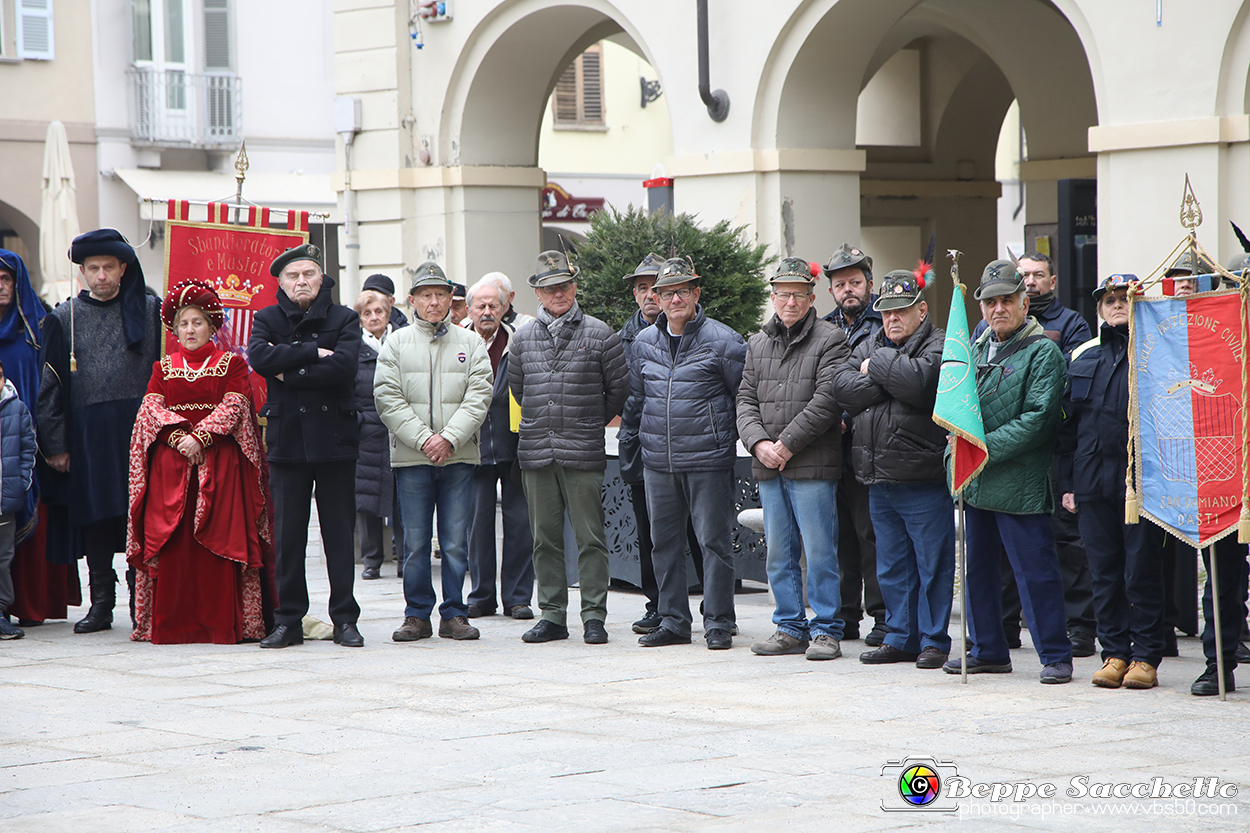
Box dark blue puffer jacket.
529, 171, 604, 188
0, 381, 36, 514
629, 307, 746, 473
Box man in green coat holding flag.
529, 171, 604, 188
940, 260, 1073, 684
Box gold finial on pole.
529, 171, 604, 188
1180, 173, 1203, 231
234, 141, 249, 206
948, 249, 963, 287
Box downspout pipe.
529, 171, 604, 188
696, 0, 730, 122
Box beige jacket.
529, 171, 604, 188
374, 316, 492, 467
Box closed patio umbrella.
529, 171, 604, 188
39, 120, 80, 305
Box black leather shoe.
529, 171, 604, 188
259, 624, 304, 649
638, 627, 690, 647
522, 619, 569, 643
1236, 642, 1250, 663
361, 567, 380, 580
466, 604, 497, 618
1068, 628, 1096, 658
583, 619, 608, 644
864, 620, 888, 647
705, 628, 732, 651
916, 647, 950, 669
860, 644, 920, 664
334, 623, 364, 647
1191, 665, 1236, 696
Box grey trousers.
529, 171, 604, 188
643, 468, 736, 638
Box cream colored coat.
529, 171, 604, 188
373, 317, 492, 467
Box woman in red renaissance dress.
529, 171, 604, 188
127, 280, 272, 643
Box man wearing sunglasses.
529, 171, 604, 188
628, 257, 746, 650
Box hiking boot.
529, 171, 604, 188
1122, 661, 1158, 689
750, 630, 809, 656
439, 616, 480, 640
392, 617, 432, 642
805, 634, 841, 660
1092, 657, 1128, 688
632, 610, 662, 634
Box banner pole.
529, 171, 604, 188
1208, 545, 1226, 701
958, 493, 968, 684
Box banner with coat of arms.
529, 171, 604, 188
1129, 289, 1246, 547
162, 199, 310, 361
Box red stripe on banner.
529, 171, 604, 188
181, 201, 189, 220
167, 199, 177, 220
248, 206, 257, 227
261, 208, 270, 229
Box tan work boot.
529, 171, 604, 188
1122, 660, 1158, 689
1092, 657, 1128, 688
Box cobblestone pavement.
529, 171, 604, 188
3, 553, 1247, 833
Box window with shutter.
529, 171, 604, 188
16, 0, 54, 61
552, 43, 605, 129
203, 0, 229, 70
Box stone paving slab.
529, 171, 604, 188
2, 555, 1248, 832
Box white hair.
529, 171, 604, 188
480, 271, 513, 295
466, 278, 509, 308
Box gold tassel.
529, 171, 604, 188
1125, 484, 1140, 524
1239, 503, 1250, 543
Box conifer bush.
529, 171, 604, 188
572, 206, 773, 334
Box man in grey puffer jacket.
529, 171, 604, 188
834, 269, 954, 671
629, 258, 746, 650
508, 250, 628, 645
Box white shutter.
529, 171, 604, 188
203, 0, 229, 70
17, 0, 55, 60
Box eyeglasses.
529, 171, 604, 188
537, 282, 575, 296
658, 288, 694, 301
771, 291, 812, 302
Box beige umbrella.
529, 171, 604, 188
39, 120, 80, 305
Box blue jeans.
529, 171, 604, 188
870, 482, 955, 654
758, 476, 843, 640
395, 463, 474, 620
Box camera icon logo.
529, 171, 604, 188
881, 756, 960, 813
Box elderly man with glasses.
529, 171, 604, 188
944, 260, 1073, 684
628, 257, 746, 650
508, 250, 628, 644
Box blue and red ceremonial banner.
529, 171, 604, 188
1131, 290, 1246, 547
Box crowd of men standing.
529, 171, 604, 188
3, 228, 1247, 699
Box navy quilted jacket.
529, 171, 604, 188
0, 382, 36, 514
629, 307, 746, 473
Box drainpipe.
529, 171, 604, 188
696, 0, 730, 122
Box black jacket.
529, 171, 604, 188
1059, 322, 1130, 501
479, 329, 519, 467
834, 317, 948, 485
616, 309, 651, 484
249, 278, 361, 463
354, 335, 392, 517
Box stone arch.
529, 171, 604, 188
0, 200, 43, 292
442, 0, 666, 167
1215, 0, 1250, 116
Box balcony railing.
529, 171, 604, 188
127, 68, 242, 148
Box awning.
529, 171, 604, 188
115, 169, 341, 223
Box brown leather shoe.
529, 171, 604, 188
1092, 657, 1128, 688
392, 616, 432, 642
1122, 660, 1158, 689
439, 615, 481, 641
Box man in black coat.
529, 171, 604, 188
248, 244, 363, 648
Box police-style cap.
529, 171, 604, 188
270, 243, 324, 277
769, 257, 819, 285
874, 270, 927, 311
1092, 273, 1138, 302
452, 282, 466, 299
974, 260, 1024, 300
823, 243, 873, 283
622, 252, 665, 283
528, 250, 579, 288
653, 257, 700, 289
410, 261, 453, 292
70, 228, 136, 265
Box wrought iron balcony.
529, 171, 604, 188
127, 68, 242, 148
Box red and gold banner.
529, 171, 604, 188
162, 200, 309, 361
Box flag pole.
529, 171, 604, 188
957, 493, 968, 684
1209, 544, 1226, 700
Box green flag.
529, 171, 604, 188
932, 282, 988, 494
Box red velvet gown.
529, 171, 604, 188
126, 343, 272, 643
